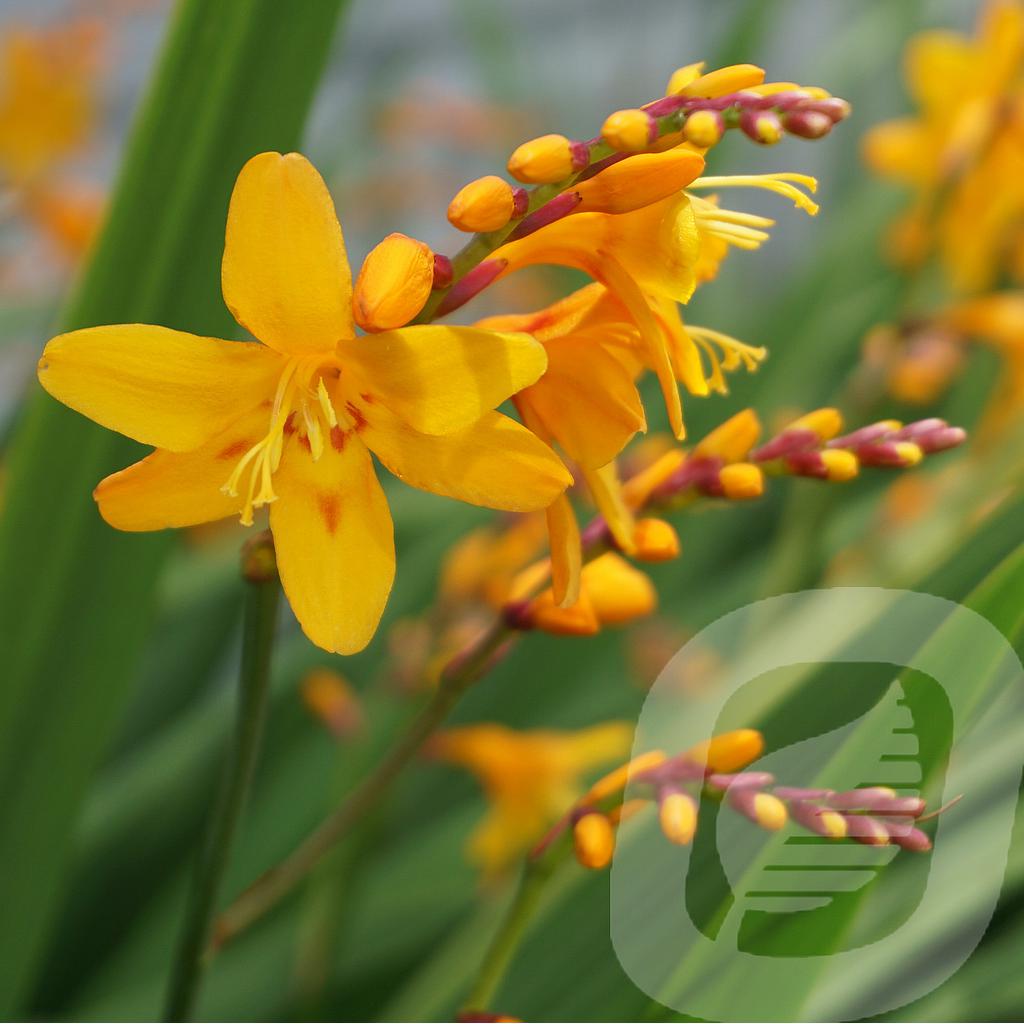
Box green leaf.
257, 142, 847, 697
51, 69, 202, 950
0, 0, 349, 1012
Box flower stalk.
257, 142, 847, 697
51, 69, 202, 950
163, 532, 280, 1021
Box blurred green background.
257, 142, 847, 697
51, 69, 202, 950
2, 0, 1023, 1020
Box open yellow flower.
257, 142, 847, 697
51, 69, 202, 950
37, 152, 571, 654
427, 721, 632, 876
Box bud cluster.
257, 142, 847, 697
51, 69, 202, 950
532, 730, 944, 872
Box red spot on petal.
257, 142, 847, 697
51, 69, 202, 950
217, 439, 250, 460
346, 401, 368, 432
298, 434, 312, 453
330, 425, 348, 451
360, 391, 376, 404
319, 493, 340, 535
283, 412, 297, 436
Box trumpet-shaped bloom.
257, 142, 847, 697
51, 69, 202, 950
863, 0, 1024, 290
428, 721, 632, 875
38, 152, 571, 654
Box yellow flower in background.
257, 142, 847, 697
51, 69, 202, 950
0, 22, 101, 183
863, 0, 1024, 291
37, 152, 571, 654
427, 721, 632, 875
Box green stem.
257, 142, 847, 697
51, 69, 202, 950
163, 534, 280, 1021
462, 859, 558, 1013
211, 617, 512, 949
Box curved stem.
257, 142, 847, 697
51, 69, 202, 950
164, 534, 280, 1021
211, 617, 512, 949
462, 859, 558, 1013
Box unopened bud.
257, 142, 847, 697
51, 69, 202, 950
683, 109, 725, 148
783, 110, 833, 139
602, 108, 657, 152
573, 812, 615, 869
520, 590, 600, 636
574, 148, 705, 214
802, 97, 852, 122
632, 518, 681, 562
694, 408, 762, 462
447, 175, 516, 233
582, 553, 657, 626
844, 814, 891, 846
857, 440, 923, 468
659, 791, 698, 845
820, 449, 859, 482
890, 825, 932, 852
731, 789, 788, 831
719, 462, 764, 500
666, 61, 706, 95
787, 407, 844, 441
508, 134, 588, 184
353, 232, 434, 331
740, 109, 784, 145
686, 728, 764, 773
789, 800, 848, 838
681, 64, 766, 98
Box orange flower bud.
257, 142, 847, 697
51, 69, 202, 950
582, 553, 657, 626
573, 812, 615, 869
632, 518, 681, 562
659, 791, 698, 844
448, 175, 517, 233
666, 61, 706, 95
524, 589, 600, 636
300, 668, 363, 738
622, 449, 686, 509
820, 449, 859, 482
686, 728, 764, 773
693, 409, 762, 462
508, 134, 586, 184
352, 232, 433, 332
683, 109, 724, 149
601, 108, 656, 153
786, 407, 844, 441
584, 750, 666, 804
681, 64, 766, 98
719, 462, 764, 500
574, 148, 705, 214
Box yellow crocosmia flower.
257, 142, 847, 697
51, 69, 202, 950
863, 0, 1024, 289
941, 291, 1024, 438
493, 194, 702, 440
428, 721, 633, 875
0, 22, 101, 183
37, 152, 572, 655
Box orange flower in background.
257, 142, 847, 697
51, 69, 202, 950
38, 152, 571, 654
863, 0, 1024, 291
427, 721, 632, 875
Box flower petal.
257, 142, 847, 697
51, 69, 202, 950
520, 330, 645, 468
354, 394, 572, 512
341, 325, 547, 435
546, 493, 582, 607
38, 325, 280, 451
93, 405, 273, 530
222, 152, 353, 354
270, 433, 394, 655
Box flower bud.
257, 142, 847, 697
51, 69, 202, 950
574, 148, 705, 214
719, 462, 764, 500
573, 811, 615, 869
632, 518, 681, 562
787, 407, 844, 441
432, 253, 453, 289
686, 728, 764, 774
353, 232, 434, 332
683, 109, 725, 148
659, 791, 698, 845
844, 814, 891, 846
520, 590, 600, 636
820, 449, 859, 482
783, 110, 833, 139
740, 109, 784, 145
582, 553, 657, 626
803, 97, 851, 122
584, 751, 667, 804
694, 408, 762, 462
434, 258, 507, 318
730, 789, 788, 830
789, 800, 848, 838
602, 108, 657, 152
681, 64, 766, 98
666, 61, 706, 95
508, 134, 588, 184
447, 175, 517, 233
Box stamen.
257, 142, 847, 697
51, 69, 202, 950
689, 173, 820, 215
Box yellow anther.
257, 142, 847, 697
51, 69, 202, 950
317, 377, 338, 428
690, 173, 820, 216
